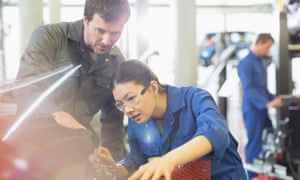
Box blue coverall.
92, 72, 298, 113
118, 85, 248, 179
237, 50, 274, 178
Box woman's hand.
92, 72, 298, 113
128, 157, 176, 180
52, 111, 86, 130
89, 146, 117, 173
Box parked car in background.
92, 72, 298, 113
198, 31, 256, 66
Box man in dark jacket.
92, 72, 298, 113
11, 0, 130, 178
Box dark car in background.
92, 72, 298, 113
198, 31, 256, 66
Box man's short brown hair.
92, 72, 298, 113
255, 33, 274, 44
84, 0, 130, 22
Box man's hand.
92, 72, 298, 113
266, 96, 283, 108
52, 111, 86, 130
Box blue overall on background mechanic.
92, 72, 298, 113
237, 33, 283, 179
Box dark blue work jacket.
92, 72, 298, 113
237, 51, 274, 113
119, 85, 247, 179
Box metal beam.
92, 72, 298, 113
0, 0, 6, 81
196, 4, 273, 14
